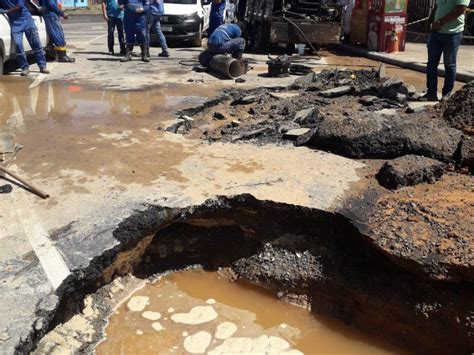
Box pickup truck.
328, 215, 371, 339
0, 0, 48, 74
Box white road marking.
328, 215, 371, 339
29, 62, 58, 89
84, 33, 107, 45
9, 181, 70, 290
67, 35, 104, 38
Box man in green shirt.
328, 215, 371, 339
424, 0, 469, 101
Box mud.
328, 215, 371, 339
32, 195, 473, 354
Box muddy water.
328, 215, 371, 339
97, 269, 406, 354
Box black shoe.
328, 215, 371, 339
20, 68, 30, 76
141, 45, 150, 62
121, 45, 133, 62
419, 93, 438, 102
57, 50, 76, 63
158, 51, 170, 57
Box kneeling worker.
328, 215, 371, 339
207, 22, 245, 59
0, 0, 49, 75
40, 0, 75, 62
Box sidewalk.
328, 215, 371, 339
339, 42, 474, 83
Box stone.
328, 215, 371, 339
232, 128, 268, 141
359, 96, 378, 106
0, 184, 13, 194
376, 155, 446, 189
396, 93, 407, 102
319, 85, 352, 98
165, 119, 185, 133
181, 115, 194, 123
459, 136, 474, 171
378, 77, 404, 99
213, 112, 226, 120
377, 63, 386, 79
283, 128, 310, 140
231, 95, 257, 105
235, 77, 246, 83
292, 107, 314, 123
406, 101, 437, 113
231, 120, 241, 127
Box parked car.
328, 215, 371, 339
0, 0, 48, 74
150, 0, 212, 47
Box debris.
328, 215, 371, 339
231, 120, 241, 127
235, 77, 246, 83
283, 128, 310, 140
319, 85, 352, 98
231, 128, 268, 141
213, 112, 226, 120
459, 136, 474, 171
359, 96, 378, 106
292, 107, 314, 123
406, 101, 437, 113
0, 184, 12, 194
376, 155, 446, 189
441, 80, 473, 135
231, 95, 257, 105
377, 63, 386, 79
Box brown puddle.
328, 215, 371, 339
0, 79, 216, 186
97, 269, 406, 354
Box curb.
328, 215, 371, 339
338, 43, 474, 83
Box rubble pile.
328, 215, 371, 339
441, 80, 473, 135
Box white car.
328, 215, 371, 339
0, 0, 48, 74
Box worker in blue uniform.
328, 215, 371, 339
0, 0, 49, 76
39, 0, 75, 62
146, 0, 169, 57
119, 0, 149, 62
208, 22, 245, 59
208, 0, 225, 37
0, 0, 49, 75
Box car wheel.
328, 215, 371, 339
193, 23, 203, 48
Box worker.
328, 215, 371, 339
119, 0, 149, 62
339, 0, 355, 42
40, 0, 75, 62
102, 0, 126, 55
207, 22, 245, 59
424, 0, 469, 101
146, 0, 169, 57
0, 0, 49, 75
208, 0, 226, 37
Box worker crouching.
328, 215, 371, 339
119, 0, 150, 62
207, 22, 245, 59
40, 0, 75, 62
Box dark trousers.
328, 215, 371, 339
426, 31, 463, 96
44, 14, 66, 48
208, 37, 245, 58
124, 12, 147, 45
107, 17, 125, 53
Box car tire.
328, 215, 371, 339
193, 23, 203, 48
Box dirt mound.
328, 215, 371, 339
442, 81, 474, 135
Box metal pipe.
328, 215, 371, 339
209, 55, 247, 79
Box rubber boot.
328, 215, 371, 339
141, 45, 150, 62
121, 45, 133, 62
57, 49, 75, 63
119, 44, 126, 56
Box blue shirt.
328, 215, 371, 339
0, 0, 32, 23
208, 23, 241, 45
118, 0, 148, 15
104, 0, 123, 18
210, 0, 225, 19
39, 0, 65, 17
148, 0, 163, 15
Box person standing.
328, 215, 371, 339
102, 0, 126, 55
0, 0, 49, 75
146, 0, 169, 57
425, 0, 469, 101
40, 0, 75, 62
208, 0, 226, 37
119, 0, 149, 62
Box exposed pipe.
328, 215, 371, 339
209, 55, 247, 79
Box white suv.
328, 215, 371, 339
0, 0, 48, 75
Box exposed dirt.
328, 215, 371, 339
350, 174, 474, 282
440, 80, 474, 136
34, 195, 474, 354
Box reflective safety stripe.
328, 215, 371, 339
55, 46, 66, 51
